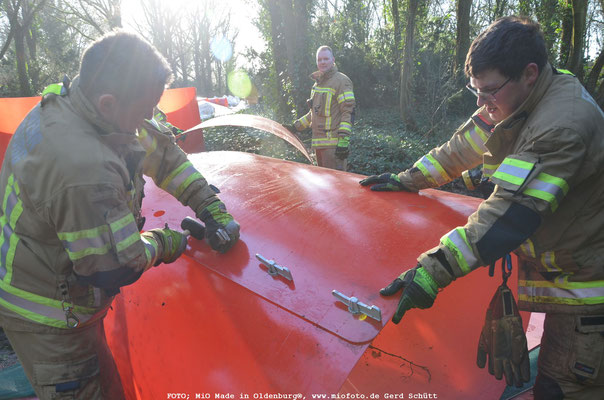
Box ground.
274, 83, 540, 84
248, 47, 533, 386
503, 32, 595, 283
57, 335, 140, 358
0, 328, 19, 370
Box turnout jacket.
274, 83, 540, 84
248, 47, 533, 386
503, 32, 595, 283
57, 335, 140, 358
0, 79, 217, 330
294, 65, 355, 148
399, 65, 604, 314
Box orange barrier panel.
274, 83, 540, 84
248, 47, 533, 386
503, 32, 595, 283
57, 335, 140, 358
105, 151, 529, 398
0, 96, 41, 165
158, 87, 205, 153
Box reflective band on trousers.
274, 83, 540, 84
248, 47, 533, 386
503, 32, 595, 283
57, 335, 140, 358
0, 282, 100, 329
312, 137, 339, 147
160, 161, 203, 198
440, 227, 477, 275
523, 172, 569, 212
415, 154, 451, 186
519, 279, 604, 306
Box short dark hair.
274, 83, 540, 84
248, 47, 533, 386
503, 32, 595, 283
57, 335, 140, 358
465, 16, 547, 80
79, 30, 173, 102
316, 45, 334, 58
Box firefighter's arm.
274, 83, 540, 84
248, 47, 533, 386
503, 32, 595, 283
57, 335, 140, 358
294, 110, 312, 131
420, 127, 586, 286
397, 110, 493, 192
49, 184, 175, 290
139, 119, 240, 253
336, 77, 355, 137
361, 110, 493, 192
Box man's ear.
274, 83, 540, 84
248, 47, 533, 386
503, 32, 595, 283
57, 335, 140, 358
96, 94, 117, 122
524, 63, 539, 87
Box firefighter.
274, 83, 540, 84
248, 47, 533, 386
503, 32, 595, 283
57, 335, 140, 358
0, 31, 239, 399
290, 45, 355, 171
360, 16, 604, 399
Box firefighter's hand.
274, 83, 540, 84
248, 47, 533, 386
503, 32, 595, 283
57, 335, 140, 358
335, 136, 350, 159
199, 200, 240, 253
380, 266, 439, 324
147, 226, 187, 265
477, 285, 530, 387
359, 173, 410, 191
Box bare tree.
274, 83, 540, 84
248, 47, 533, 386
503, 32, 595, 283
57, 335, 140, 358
399, 0, 419, 128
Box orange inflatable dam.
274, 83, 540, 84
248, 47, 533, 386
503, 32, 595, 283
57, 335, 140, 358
104, 151, 528, 399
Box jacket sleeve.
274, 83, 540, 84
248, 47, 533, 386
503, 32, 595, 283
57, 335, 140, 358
336, 76, 355, 137
49, 183, 160, 289
397, 110, 493, 192
419, 127, 585, 287
137, 118, 219, 215
294, 110, 312, 131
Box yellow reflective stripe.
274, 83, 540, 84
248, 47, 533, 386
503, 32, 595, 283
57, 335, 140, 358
337, 91, 355, 103
110, 213, 140, 253
440, 227, 476, 275
160, 161, 203, 198
461, 170, 475, 190
482, 162, 500, 178
540, 251, 562, 272
0, 280, 99, 329
415, 154, 451, 186
464, 125, 488, 155
58, 225, 111, 261
492, 157, 534, 188
313, 87, 336, 95
523, 172, 569, 212
137, 127, 158, 155
141, 235, 159, 267
0, 175, 23, 282
339, 122, 352, 133
519, 239, 536, 258
41, 83, 64, 97
300, 115, 310, 128
311, 137, 339, 147
518, 278, 604, 306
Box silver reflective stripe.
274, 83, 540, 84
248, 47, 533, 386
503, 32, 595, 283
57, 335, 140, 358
466, 126, 488, 154
0, 285, 96, 325
165, 165, 198, 195
541, 251, 561, 272
0, 223, 11, 279
419, 156, 448, 186
518, 285, 603, 300
62, 231, 110, 255
5, 191, 17, 218
442, 228, 479, 274
112, 220, 139, 246
525, 178, 566, 204
142, 236, 157, 266
495, 163, 532, 182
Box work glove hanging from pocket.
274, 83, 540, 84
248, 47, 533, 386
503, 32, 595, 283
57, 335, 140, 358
476, 283, 530, 387
198, 200, 240, 253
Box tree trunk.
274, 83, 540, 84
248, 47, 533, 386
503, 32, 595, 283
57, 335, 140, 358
399, 0, 418, 129
266, 0, 289, 117
454, 0, 472, 83
567, 0, 588, 80
14, 22, 31, 96
391, 0, 401, 73
586, 47, 604, 94
559, 0, 573, 66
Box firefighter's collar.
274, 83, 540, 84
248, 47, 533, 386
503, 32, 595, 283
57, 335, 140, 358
310, 65, 338, 83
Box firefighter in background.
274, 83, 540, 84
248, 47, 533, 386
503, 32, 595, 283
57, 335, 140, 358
0, 31, 239, 399
361, 16, 604, 399
290, 45, 355, 171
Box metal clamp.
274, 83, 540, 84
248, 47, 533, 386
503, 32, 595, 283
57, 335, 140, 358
256, 254, 293, 281
332, 290, 382, 322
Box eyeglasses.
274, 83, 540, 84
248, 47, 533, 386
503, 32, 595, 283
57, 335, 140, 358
466, 77, 511, 103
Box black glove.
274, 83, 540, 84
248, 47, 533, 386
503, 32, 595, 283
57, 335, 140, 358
359, 173, 410, 191
198, 200, 240, 253
380, 265, 439, 324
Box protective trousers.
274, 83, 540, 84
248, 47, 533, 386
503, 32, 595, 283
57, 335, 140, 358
534, 313, 604, 399
315, 148, 347, 171
3, 319, 125, 400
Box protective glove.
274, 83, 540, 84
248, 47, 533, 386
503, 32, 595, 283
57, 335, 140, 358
335, 135, 350, 159
198, 200, 240, 253
477, 283, 530, 387
380, 265, 439, 323
145, 226, 187, 265
359, 173, 410, 192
